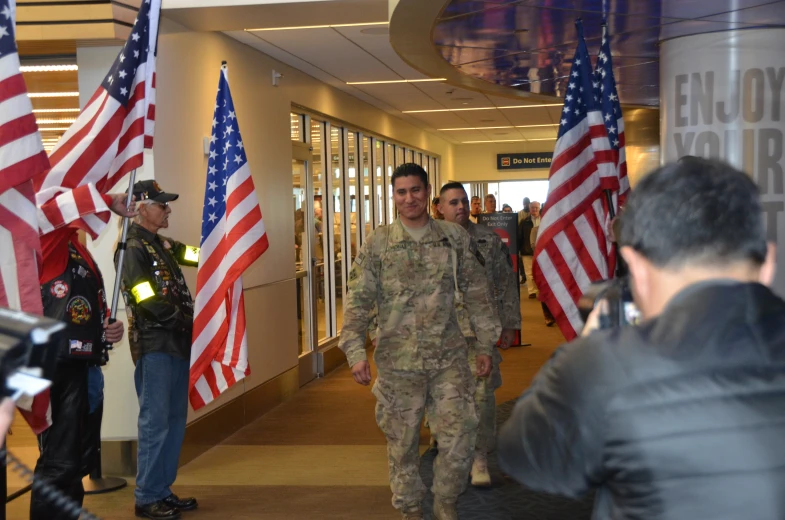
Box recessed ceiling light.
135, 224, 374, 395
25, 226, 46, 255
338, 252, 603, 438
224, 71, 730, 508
403, 103, 561, 114
32, 108, 80, 113
28, 92, 79, 98
20, 65, 78, 72
438, 124, 559, 131
462, 139, 529, 144
347, 78, 446, 85
246, 21, 388, 32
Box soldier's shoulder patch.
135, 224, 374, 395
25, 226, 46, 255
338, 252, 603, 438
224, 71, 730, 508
355, 251, 366, 266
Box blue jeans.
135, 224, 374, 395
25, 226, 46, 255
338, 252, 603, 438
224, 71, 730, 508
134, 352, 189, 506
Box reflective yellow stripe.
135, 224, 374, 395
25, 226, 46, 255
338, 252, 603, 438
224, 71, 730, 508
131, 281, 155, 303
183, 246, 200, 263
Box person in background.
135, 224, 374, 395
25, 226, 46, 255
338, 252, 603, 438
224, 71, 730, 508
439, 182, 520, 488
339, 163, 500, 520
118, 180, 199, 520
470, 196, 482, 223
517, 197, 530, 225
432, 197, 444, 220
502, 204, 513, 213
483, 194, 497, 213
498, 158, 785, 520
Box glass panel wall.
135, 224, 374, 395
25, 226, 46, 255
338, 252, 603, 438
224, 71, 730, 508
331, 126, 344, 333
345, 130, 357, 262
362, 136, 372, 239
311, 119, 329, 342
375, 140, 385, 227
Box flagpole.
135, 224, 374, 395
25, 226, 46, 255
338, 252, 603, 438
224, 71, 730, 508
82, 170, 136, 496
109, 168, 137, 331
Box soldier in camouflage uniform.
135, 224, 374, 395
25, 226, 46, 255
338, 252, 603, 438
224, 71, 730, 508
339, 164, 501, 520
438, 182, 521, 487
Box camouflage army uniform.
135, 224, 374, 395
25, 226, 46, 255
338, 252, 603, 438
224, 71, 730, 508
465, 222, 521, 455
339, 218, 501, 511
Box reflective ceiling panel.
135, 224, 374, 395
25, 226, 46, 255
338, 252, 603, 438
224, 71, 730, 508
433, 0, 785, 107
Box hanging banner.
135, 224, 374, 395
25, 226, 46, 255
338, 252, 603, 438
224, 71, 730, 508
478, 212, 522, 346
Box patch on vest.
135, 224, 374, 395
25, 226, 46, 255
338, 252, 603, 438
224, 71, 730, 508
66, 296, 92, 325
69, 339, 94, 355
50, 280, 68, 299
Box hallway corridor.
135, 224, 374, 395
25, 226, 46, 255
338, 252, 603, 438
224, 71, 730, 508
7, 295, 567, 519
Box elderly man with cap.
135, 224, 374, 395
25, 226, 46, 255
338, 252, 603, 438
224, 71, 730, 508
116, 180, 199, 519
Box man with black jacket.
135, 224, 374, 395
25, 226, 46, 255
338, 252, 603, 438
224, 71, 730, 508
32, 191, 134, 520
118, 180, 199, 520
498, 158, 785, 520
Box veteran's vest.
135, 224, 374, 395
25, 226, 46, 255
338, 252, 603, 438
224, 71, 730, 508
40, 243, 107, 364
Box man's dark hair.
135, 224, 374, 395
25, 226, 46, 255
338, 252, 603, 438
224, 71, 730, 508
471, 195, 480, 202
523, 197, 530, 211
440, 181, 466, 196
618, 158, 767, 268
391, 163, 428, 189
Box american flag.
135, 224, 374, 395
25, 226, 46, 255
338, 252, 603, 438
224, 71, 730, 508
595, 22, 629, 205
189, 64, 268, 410
0, 0, 50, 315
533, 20, 616, 340
33, 0, 160, 239
0, 0, 51, 434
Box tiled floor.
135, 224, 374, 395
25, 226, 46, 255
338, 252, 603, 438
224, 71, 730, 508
6, 292, 565, 519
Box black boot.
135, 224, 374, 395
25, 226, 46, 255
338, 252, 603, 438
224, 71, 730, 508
135, 501, 181, 519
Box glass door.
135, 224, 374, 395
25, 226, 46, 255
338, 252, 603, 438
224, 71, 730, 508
292, 139, 318, 386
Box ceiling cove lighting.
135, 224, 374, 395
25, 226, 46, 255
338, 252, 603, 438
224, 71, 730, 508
403, 103, 562, 114
36, 127, 71, 131
33, 108, 80, 113
347, 78, 446, 85
36, 119, 76, 124
28, 92, 79, 98
439, 123, 560, 131
246, 21, 388, 32
20, 65, 78, 73
462, 139, 529, 144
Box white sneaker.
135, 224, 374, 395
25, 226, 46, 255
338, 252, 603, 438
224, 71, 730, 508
470, 451, 491, 487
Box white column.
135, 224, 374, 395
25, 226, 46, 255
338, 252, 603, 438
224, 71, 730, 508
77, 46, 155, 440
660, 28, 785, 296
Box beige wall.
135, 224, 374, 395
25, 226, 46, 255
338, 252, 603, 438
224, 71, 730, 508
449, 142, 553, 183
151, 19, 455, 420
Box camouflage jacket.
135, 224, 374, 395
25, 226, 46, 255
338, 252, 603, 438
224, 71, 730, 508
467, 222, 521, 331
339, 218, 501, 372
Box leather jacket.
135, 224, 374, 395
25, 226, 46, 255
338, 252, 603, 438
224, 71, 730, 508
117, 223, 198, 363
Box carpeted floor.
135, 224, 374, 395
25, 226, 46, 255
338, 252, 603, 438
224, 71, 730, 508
418, 401, 595, 520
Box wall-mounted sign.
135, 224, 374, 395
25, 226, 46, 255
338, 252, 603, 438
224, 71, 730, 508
497, 152, 553, 170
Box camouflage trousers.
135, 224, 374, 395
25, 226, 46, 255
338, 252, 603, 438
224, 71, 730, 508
468, 342, 503, 455
372, 362, 478, 510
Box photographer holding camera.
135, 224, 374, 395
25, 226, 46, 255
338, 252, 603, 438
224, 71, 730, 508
498, 158, 785, 519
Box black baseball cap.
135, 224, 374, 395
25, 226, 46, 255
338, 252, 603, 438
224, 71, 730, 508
132, 180, 179, 203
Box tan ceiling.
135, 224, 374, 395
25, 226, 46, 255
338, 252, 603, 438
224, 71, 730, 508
225, 24, 560, 147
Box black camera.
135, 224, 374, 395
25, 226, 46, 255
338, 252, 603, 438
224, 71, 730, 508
577, 277, 641, 329
0, 307, 66, 399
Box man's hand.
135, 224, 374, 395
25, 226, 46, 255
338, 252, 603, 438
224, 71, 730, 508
109, 193, 137, 218
104, 316, 124, 344
499, 328, 516, 350
351, 360, 372, 386
581, 299, 609, 337
0, 398, 15, 446
475, 354, 492, 377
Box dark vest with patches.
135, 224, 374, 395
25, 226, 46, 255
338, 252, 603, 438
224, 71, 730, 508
40, 243, 107, 364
